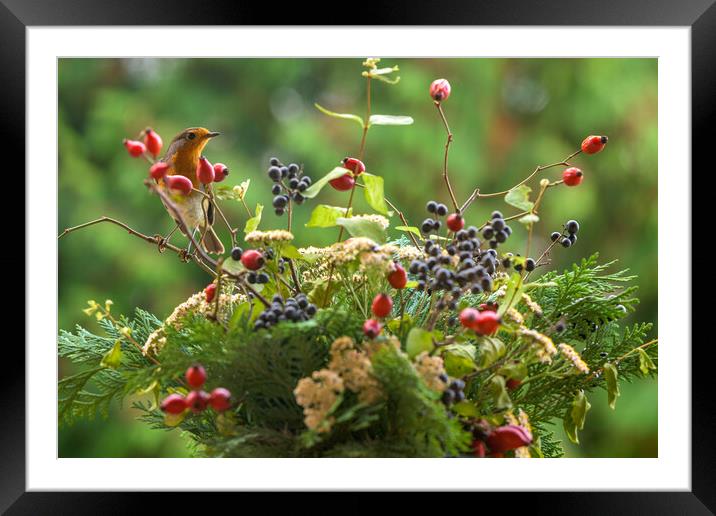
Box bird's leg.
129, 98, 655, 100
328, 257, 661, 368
183, 227, 201, 261
157, 224, 180, 253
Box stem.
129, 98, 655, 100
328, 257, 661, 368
435, 102, 459, 212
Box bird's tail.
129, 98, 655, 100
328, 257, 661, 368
201, 227, 225, 255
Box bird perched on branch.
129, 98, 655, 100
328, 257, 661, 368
158, 127, 224, 254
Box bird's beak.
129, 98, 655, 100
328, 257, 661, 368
206, 131, 221, 138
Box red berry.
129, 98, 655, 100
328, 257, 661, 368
240, 249, 265, 271
473, 311, 501, 336
144, 128, 163, 157
562, 167, 584, 187
446, 213, 464, 232
342, 157, 365, 176
209, 387, 232, 411
165, 174, 193, 195
160, 393, 187, 415
363, 319, 383, 339
506, 378, 522, 391
387, 263, 407, 289
429, 78, 451, 102
371, 293, 393, 318
185, 364, 207, 389
213, 163, 229, 182
204, 283, 217, 303
473, 440, 487, 458
197, 156, 215, 184
581, 135, 608, 154
486, 424, 532, 453
329, 173, 355, 191
186, 390, 210, 413
459, 307, 480, 330
123, 139, 146, 157
478, 302, 497, 312
149, 162, 170, 181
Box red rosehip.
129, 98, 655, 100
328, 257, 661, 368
486, 424, 532, 453
149, 162, 170, 181
186, 390, 210, 413
123, 139, 146, 158
197, 156, 215, 185
581, 135, 608, 154
144, 128, 163, 157
204, 283, 217, 303
160, 393, 187, 415
506, 378, 522, 391
329, 173, 355, 191
473, 440, 487, 458
185, 364, 207, 389
478, 302, 497, 312
240, 249, 265, 271
209, 387, 232, 412
473, 310, 501, 336
446, 213, 464, 232
371, 293, 393, 318
562, 167, 584, 187
165, 174, 193, 195
363, 319, 383, 339
429, 78, 451, 102
387, 263, 407, 289
213, 163, 229, 182
342, 157, 365, 176
459, 307, 480, 330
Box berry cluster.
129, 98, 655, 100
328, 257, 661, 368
267, 157, 312, 215
481, 211, 513, 249
550, 219, 580, 248
160, 364, 232, 415
253, 294, 317, 331
441, 376, 465, 405
421, 200, 450, 234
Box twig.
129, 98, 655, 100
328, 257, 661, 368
435, 101, 459, 212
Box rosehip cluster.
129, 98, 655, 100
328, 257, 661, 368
329, 157, 365, 191
550, 219, 580, 248
459, 307, 501, 335
253, 294, 317, 331
441, 375, 465, 406
267, 157, 312, 215
481, 211, 513, 249
160, 364, 232, 415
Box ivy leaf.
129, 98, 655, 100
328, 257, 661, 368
518, 213, 539, 227
336, 217, 386, 243
489, 375, 512, 410
100, 340, 122, 369
442, 344, 477, 376
368, 114, 414, 126
637, 348, 656, 376
564, 390, 591, 444
604, 362, 621, 410
314, 103, 364, 128
306, 204, 352, 228
504, 185, 534, 212
477, 337, 505, 368
243, 203, 263, 234
395, 226, 421, 237
406, 327, 434, 358
303, 167, 351, 199
361, 173, 390, 215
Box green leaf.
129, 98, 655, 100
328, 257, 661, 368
303, 167, 351, 199
442, 344, 477, 376
314, 103, 364, 128
489, 376, 512, 410
243, 203, 263, 234
395, 226, 421, 237
564, 390, 591, 444
406, 327, 434, 358
100, 340, 122, 369
452, 401, 480, 418
497, 273, 524, 317
305, 204, 352, 228
604, 362, 620, 410
498, 361, 528, 381
637, 348, 656, 376
336, 216, 386, 244
368, 114, 414, 126
361, 173, 390, 215
504, 185, 534, 212
518, 213, 539, 226
477, 337, 505, 368
281, 245, 303, 260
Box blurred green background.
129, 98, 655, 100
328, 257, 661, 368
58, 58, 657, 458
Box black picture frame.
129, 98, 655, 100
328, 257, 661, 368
6, 0, 708, 512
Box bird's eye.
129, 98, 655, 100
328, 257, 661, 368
187, 133, 196, 140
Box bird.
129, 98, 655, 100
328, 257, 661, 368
158, 127, 225, 255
